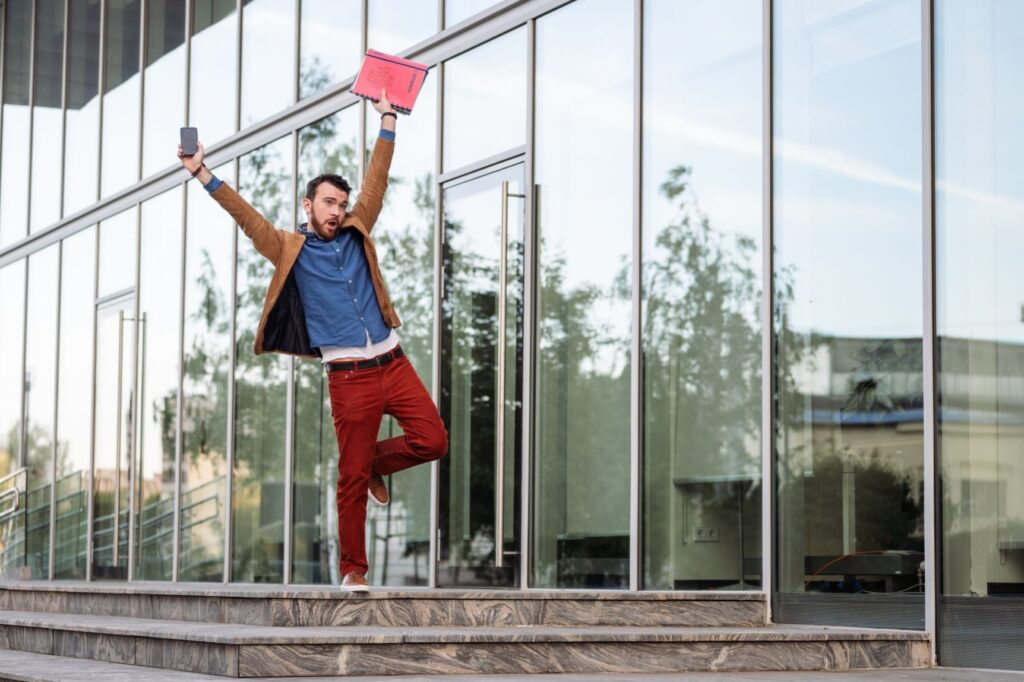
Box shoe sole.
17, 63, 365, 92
341, 584, 369, 592
368, 491, 389, 506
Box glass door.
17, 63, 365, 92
437, 161, 526, 587
92, 294, 137, 579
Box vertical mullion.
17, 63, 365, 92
126, 204, 142, 582
95, 0, 107, 208
519, 16, 536, 591
25, 0, 37, 237
761, 0, 775, 623
921, 0, 938, 663
136, 0, 145, 185
48, 242, 63, 581
172, 0, 194, 586
628, 0, 642, 593
234, 0, 241, 134
48, 0, 71, 582
428, 58, 443, 591
282, 129, 298, 585
357, 0, 366, 184
57, 0, 69, 219
223, 160, 239, 584
292, 0, 299, 103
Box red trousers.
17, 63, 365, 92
327, 351, 447, 577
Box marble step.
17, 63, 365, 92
0, 610, 929, 677
0, 581, 765, 628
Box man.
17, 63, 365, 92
178, 90, 448, 592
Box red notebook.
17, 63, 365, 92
352, 49, 429, 114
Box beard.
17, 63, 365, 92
310, 213, 340, 238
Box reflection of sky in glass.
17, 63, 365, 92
443, 28, 525, 172
57, 227, 97, 482
1, 106, 30, 246
101, 75, 142, 197
0, 262, 26, 471
98, 208, 138, 296
444, 0, 500, 28
142, 44, 186, 177
190, 10, 237, 145
138, 188, 183, 492
30, 107, 64, 232
300, 0, 361, 98
25, 246, 59, 473
937, 0, 1024, 344
63, 98, 100, 217
775, 0, 922, 339
368, 0, 436, 55
241, 0, 296, 127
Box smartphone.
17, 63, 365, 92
180, 127, 198, 156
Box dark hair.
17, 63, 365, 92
305, 174, 352, 201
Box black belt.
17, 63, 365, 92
327, 346, 404, 372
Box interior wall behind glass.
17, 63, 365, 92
0, 261, 25, 479
190, 0, 238, 146
1, 0, 32, 248
63, 0, 102, 217
364, 76, 438, 587
240, 0, 295, 128
533, 0, 633, 589
641, 0, 762, 591
937, 0, 1024, 670
134, 188, 184, 580
24, 247, 60, 579
55, 226, 97, 579
233, 136, 293, 583
30, 0, 66, 233
773, 0, 924, 628
142, 0, 186, 177
101, 0, 142, 197
299, 0, 360, 100
180, 161, 235, 582
442, 28, 525, 173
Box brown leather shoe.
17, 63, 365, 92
341, 572, 369, 592
368, 473, 389, 505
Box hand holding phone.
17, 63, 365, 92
180, 127, 198, 156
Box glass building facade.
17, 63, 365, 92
0, 0, 1021, 671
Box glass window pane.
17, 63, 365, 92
30, 0, 66, 233
24, 247, 60, 579
190, 0, 237, 145
533, 0, 633, 589
367, 0, 436, 56
774, 0, 924, 628
233, 136, 292, 582
444, 0, 499, 28
291, 107, 359, 585
141, 0, 186, 177
134, 187, 183, 580
64, 0, 102, 217
98, 208, 138, 297
442, 28, 525, 172
937, 0, 1024, 670
642, 0, 762, 591
101, 0, 142, 197
1, 0, 32, 247
240, 0, 295, 128
0, 261, 26, 479
55, 227, 97, 579
180, 161, 235, 582
299, 0, 360, 99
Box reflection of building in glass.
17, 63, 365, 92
0, 0, 1022, 673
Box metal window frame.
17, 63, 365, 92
762, 0, 775, 621
921, 0, 938, 662
628, 0, 642, 593
283, 128, 298, 585
429, 56, 443, 591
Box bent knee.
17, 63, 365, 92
418, 426, 448, 461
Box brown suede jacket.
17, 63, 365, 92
208, 136, 399, 359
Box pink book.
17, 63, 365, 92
352, 49, 429, 114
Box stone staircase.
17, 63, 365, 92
0, 581, 929, 678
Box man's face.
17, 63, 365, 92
303, 182, 349, 240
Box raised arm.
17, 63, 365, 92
350, 89, 398, 233
179, 140, 289, 265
